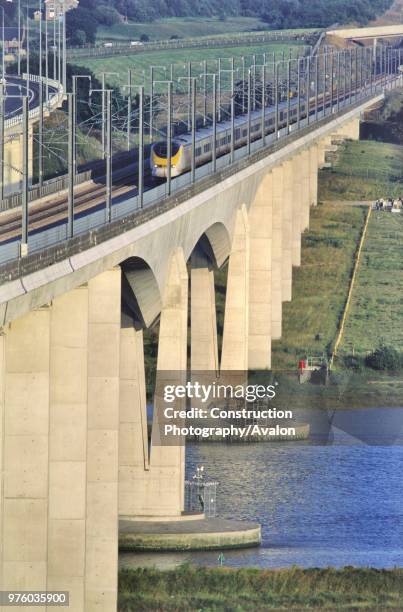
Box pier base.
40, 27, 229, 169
119, 518, 261, 551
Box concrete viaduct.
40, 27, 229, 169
0, 88, 384, 610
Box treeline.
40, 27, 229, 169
65, 0, 394, 45
243, 0, 394, 29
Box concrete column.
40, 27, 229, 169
334, 119, 360, 142
248, 175, 272, 370
309, 145, 319, 208
222, 205, 250, 371
282, 160, 293, 302
86, 268, 121, 610
47, 286, 88, 611
0, 332, 4, 604
1, 308, 50, 603
318, 135, 333, 167
291, 155, 303, 267
4, 127, 34, 197
301, 149, 311, 232
149, 248, 188, 517
272, 166, 283, 340
346, 118, 361, 141
119, 320, 149, 518
190, 252, 219, 371
4, 134, 23, 196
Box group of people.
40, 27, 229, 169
374, 198, 403, 211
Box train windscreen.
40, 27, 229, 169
153, 141, 181, 158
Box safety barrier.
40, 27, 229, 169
0, 77, 394, 271
0, 170, 92, 212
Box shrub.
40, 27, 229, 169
342, 354, 365, 372
365, 342, 401, 371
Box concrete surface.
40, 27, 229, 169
119, 518, 261, 551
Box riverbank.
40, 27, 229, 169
118, 565, 403, 610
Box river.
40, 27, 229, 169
120, 407, 403, 570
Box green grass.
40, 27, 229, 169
118, 565, 403, 610
96, 17, 267, 42
319, 140, 403, 201
340, 211, 403, 357
95, 17, 318, 42
271, 202, 367, 371
73, 41, 305, 92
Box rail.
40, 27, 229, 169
0, 77, 396, 282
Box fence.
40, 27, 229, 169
67, 30, 319, 60
185, 480, 218, 518
0, 170, 92, 212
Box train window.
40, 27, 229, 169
195, 147, 202, 156
269, 119, 274, 125
235, 129, 240, 139
153, 141, 181, 157
243, 129, 247, 137
280, 111, 284, 121
204, 143, 211, 153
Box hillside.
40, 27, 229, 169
66, 0, 394, 45
370, 0, 403, 24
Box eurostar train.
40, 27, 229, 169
150, 96, 309, 178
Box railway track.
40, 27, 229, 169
0, 161, 157, 244
0, 74, 394, 247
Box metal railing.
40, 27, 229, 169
0, 77, 396, 275
0, 170, 92, 212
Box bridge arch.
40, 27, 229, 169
185, 221, 231, 269
120, 256, 162, 329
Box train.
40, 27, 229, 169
150, 70, 390, 179
151, 94, 317, 178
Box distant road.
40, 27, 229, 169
3, 76, 58, 122
67, 30, 319, 61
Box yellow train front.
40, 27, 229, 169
150, 139, 189, 177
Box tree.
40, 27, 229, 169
66, 8, 98, 45
71, 29, 87, 46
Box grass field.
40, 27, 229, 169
319, 140, 403, 201
271, 202, 367, 371
73, 41, 305, 91
95, 17, 317, 42
118, 565, 403, 610
96, 17, 267, 42
339, 211, 403, 357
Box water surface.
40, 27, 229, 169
120, 407, 403, 570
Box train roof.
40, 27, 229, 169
169, 98, 299, 145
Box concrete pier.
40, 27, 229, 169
222, 206, 250, 371
0, 91, 375, 608
272, 165, 284, 340
190, 252, 219, 372
248, 175, 273, 370
282, 159, 294, 302
119, 518, 261, 552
